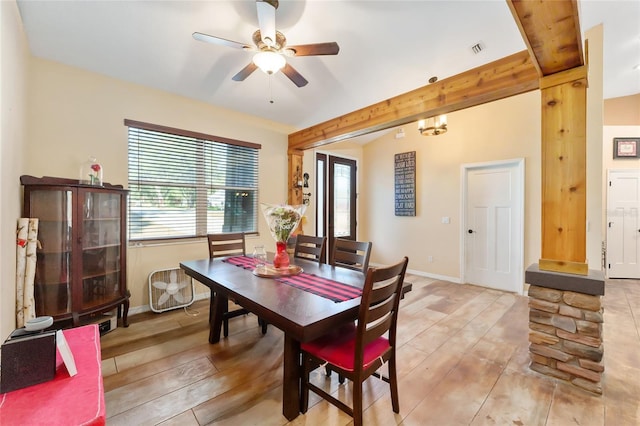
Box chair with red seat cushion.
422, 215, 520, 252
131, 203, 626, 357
300, 256, 409, 426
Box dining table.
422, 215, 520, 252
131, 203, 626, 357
179, 255, 411, 421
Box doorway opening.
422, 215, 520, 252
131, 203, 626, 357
316, 153, 357, 257
606, 169, 640, 279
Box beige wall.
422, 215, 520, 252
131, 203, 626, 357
603, 126, 640, 171
586, 24, 604, 271
604, 94, 640, 125
1, 1, 29, 338
25, 58, 294, 313
602, 92, 640, 171
359, 92, 542, 284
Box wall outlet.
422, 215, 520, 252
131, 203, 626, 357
441, 216, 450, 224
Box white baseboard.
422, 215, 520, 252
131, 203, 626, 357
405, 268, 461, 283
368, 261, 461, 284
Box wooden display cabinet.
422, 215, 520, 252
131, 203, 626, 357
21, 175, 129, 328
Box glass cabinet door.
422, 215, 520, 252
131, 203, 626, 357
31, 189, 73, 317
81, 190, 122, 311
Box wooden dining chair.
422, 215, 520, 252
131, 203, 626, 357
207, 233, 267, 336
293, 234, 327, 264
300, 256, 409, 426
326, 238, 372, 380
330, 238, 372, 273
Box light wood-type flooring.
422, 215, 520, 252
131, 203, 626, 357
101, 275, 640, 425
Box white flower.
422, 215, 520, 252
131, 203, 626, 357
261, 203, 307, 242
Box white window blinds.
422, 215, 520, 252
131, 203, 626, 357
125, 119, 260, 241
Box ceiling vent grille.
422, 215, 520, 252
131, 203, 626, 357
471, 42, 484, 54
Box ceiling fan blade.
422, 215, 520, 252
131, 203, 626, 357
282, 63, 308, 87
232, 62, 259, 81
285, 42, 339, 57
256, 1, 277, 47
192, 32, 251, 50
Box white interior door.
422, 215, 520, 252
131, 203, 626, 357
463, 159, 524, 293
607, 169, 640, 278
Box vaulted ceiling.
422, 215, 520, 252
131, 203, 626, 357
17, 0, 640, 134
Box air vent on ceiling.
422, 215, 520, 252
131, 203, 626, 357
471, 42, 484, 54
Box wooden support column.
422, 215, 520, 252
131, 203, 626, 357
288, 151, 304, 235
288, 151, 303, 205
539, 66, 588, 275
507, 0, 589, 275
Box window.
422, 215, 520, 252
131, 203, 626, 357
125, 119, 260, 241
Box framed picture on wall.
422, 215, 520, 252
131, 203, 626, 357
613, 137, 640, 159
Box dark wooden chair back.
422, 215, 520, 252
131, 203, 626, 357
293, 234, 327, 264
356, 256, 408, 359
300, 256, 409, 426
206, 233, 268, 336
330, 238, 372, 273
207, 232, 245, 259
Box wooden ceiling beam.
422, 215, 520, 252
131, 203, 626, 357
506, 0, 584, 77
288, 50, 539, 151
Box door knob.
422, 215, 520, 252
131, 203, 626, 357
468, 229, 474, 234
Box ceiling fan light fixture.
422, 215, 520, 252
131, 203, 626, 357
253, 51, 286, 75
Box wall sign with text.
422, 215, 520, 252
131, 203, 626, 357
394, 151, 416, 216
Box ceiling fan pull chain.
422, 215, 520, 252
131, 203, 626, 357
269, 75, 274, 104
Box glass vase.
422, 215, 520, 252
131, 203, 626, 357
80, 156, 103, 186
273, 241, 290, 269
252, 245, 267, 271
260, 203, 307, 270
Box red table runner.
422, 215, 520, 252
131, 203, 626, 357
223, 256, 362, 302
223, 255, 257, 270
276, 274, 361, 302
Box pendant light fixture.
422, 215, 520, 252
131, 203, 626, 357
418, 115, 448, 136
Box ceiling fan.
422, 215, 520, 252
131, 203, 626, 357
193, 0, 339, 87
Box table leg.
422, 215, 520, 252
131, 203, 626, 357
282, 334, 301, 421
208, 292, 226, 344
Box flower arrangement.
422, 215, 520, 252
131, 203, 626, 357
261, 203, 306, 243
261, 203, 306, 268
